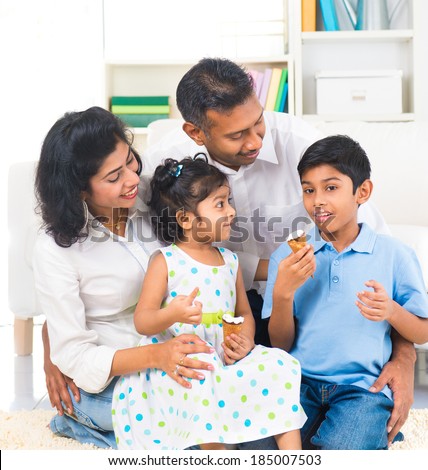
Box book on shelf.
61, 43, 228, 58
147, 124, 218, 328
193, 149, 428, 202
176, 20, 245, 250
319, 0, 339, 31
114, 113, 169, 128
247, 66, 289, 113
110, 96, 169, 106
258, 68, 273, 107
301, 0, 316, 32
274, 68, 288, 112
249, 69, 264, 99
278, 82, 288, 113
334, 0, 356, 31
265, 68, 283, 111
110, 104, 170, 114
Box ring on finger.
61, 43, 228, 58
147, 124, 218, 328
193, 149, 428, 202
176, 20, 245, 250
173, 364, 180, 375
179, 355, 186, 366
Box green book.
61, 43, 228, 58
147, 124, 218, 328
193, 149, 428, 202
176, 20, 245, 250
274, 69, 288, 112
111, 96, 169, 106
111, 104, 170, 114
115, 113, 169, 128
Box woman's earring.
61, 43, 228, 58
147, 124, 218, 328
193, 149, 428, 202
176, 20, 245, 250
82, 200, 89, 228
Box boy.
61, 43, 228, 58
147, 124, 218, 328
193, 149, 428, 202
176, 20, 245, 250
262, 135, 428, 449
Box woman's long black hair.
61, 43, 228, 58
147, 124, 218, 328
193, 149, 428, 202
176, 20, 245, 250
35, 106, 142, 247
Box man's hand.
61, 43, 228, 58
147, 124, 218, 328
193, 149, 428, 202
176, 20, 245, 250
369, 332, 416, 445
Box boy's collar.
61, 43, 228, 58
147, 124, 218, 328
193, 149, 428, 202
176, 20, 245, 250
312, 223, 377, 254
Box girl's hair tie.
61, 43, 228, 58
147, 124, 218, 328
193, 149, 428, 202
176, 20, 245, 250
193, 152, 208, 163
168, 163, 183, 178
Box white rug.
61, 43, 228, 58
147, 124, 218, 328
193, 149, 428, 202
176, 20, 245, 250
1, 408, 427, 450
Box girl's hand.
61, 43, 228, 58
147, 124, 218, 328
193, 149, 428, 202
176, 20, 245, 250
356, 280, 394, 322
169, 287, 203, 325
159, 334, 215, 388
274, 245, 315, 298
222, 333, 255, 365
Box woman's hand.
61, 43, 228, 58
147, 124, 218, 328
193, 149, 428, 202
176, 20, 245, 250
222, 333, 255, 365
44, 354, 80, 415
158, 334, 215, 388
42, 321, 79, 415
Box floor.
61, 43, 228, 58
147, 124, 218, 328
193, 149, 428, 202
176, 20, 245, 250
1, 322, 428, 412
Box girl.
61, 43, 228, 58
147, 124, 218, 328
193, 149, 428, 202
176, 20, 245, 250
112, 157, 307, 450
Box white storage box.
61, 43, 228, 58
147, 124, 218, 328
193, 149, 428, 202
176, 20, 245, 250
316, 70, 403, 115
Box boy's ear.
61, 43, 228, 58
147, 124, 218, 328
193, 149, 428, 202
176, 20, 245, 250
176, 209, 192, 229
356, 179, 373, 205
182, 121, 205, 146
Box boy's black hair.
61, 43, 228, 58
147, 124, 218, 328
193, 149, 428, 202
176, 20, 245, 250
148, 157, 228, 243
297, 135, 371, 193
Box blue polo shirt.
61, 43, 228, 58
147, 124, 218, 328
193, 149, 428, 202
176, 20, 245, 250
262, 223, 428, 398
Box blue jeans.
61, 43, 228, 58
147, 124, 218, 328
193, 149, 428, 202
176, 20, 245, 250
299, 377, 395, 449
49, 377, 118, 449
247, 290, 271, 347
239, 377, 399, 450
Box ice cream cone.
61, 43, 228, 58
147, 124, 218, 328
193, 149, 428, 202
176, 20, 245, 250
287, 230, 313, 278
222, 314, 244, 349
287, 232, 307, 253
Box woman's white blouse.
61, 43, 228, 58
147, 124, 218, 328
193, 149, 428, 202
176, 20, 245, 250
33, 200, 161, 393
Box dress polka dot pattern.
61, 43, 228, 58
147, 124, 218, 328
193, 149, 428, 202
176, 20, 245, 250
112, 244, 306, 449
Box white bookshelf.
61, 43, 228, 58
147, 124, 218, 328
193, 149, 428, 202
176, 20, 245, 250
292, 0, 428, 122
102, 0, 428, 135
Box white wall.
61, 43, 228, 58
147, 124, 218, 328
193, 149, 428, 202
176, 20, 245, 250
1, 0, 104, 324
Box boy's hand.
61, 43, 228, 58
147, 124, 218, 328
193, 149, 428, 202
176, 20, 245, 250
169, 287, 203, 325
222, 332, 255, 365
356, 280, 394, 322
275, 245, 315, 297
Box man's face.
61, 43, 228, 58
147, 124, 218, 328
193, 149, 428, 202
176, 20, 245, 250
200, 93, 266, 171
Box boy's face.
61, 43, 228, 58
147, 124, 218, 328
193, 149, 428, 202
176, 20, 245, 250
301, 164, 371, 242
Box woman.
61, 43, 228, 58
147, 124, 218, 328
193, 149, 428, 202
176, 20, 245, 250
33, 106, 214, 448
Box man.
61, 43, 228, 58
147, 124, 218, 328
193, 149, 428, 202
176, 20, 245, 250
143, 57, 415, 448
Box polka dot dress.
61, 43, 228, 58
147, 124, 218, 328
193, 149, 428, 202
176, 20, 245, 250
112, 244, 307, 449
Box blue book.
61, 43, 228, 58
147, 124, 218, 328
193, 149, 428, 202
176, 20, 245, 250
319, 0, 339, 31
279, 83, 288, 113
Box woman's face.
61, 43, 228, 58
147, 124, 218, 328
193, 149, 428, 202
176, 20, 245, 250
83, 140, 140, 218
